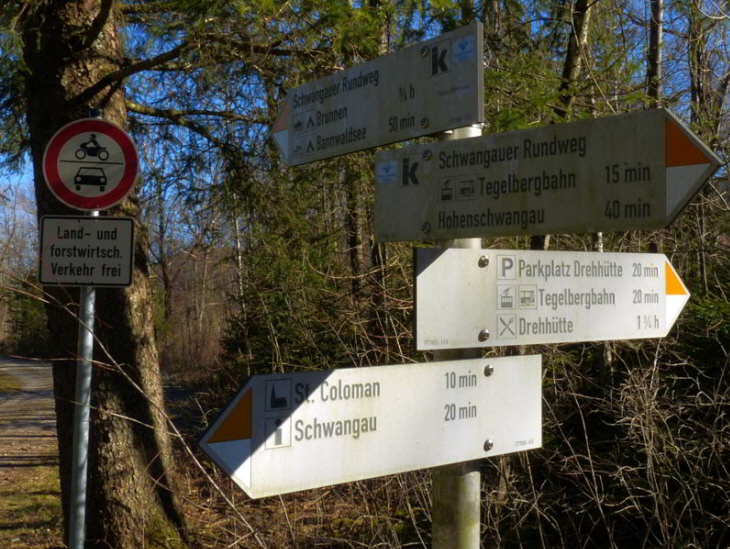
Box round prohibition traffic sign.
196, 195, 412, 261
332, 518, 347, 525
43, 118, 139, 211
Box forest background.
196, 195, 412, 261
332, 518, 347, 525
0, 0, 728, 548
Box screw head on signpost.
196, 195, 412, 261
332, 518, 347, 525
43, 118, 139, 211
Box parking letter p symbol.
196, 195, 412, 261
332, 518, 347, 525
499, 256, 516, 280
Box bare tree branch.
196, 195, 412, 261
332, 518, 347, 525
71, 40, 195, 107
126, 99, 257, 161
127, 102, 267, 126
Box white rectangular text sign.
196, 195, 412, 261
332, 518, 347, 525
40, 216, 134, 287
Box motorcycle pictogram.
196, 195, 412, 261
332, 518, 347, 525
75, 134, 109, 161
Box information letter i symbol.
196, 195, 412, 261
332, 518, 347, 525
274, 419, 283, 446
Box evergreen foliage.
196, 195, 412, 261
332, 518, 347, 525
0, 0, 728, 546
4, 279, 52, 357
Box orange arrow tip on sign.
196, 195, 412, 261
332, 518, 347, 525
272, 96, 291, 134
665, 262, 688, 296
666, 119, 712, 167
207, 388, 252, 443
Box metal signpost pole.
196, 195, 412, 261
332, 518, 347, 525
68, 212, 98, 549
41, 110, 138, 549
68, 109, 102, 549
431, 125, 483, 549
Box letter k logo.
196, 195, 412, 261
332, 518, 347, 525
402, 158, 419, 186
431, 44, 449, 76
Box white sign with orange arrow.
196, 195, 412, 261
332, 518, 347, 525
199, 355, 542, 498
375, 108, 721, 241
415, 248, 691, 350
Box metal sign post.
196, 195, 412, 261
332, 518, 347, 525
68, 212, 98, 549
431, 125, 483, 549
42, 114, 138, 549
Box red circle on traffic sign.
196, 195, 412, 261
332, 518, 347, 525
43, 118, 139, 211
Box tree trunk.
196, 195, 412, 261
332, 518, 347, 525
685, 6, 727, 297
345, 168, 363, 297
554, 0, 593, 119
156, 175, 174, 327
532, 0, 593, 251
21, 2, 187, 547
646, 0, 664, 107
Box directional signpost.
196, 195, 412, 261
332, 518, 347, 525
233, 18, 724, 549
415, 248, 690, 350
278, 22, 483, 166
375, 108, 721, 241
200, 355, 541, 499
39, 216, 134, 287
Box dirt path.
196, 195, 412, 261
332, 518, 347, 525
0, 356, 62, 548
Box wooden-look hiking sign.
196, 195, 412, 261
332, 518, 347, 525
43, 118, 139, 211
414, 248, 691, 350
375, 108, 721, 241
272, 22, 484, 166
199, 355, 542, 499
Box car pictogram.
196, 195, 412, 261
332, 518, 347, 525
74, 167, 107, 191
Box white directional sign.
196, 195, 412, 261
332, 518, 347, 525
39, 216, 135, 287
279, 22, 483, 166
375, 108, 721, 241
415, 248, 690, 350
199, 356, 542, 498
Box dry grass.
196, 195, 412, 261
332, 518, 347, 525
0, 369, 22, 392
0, 361, 62, 549
0, 465, 62, 549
